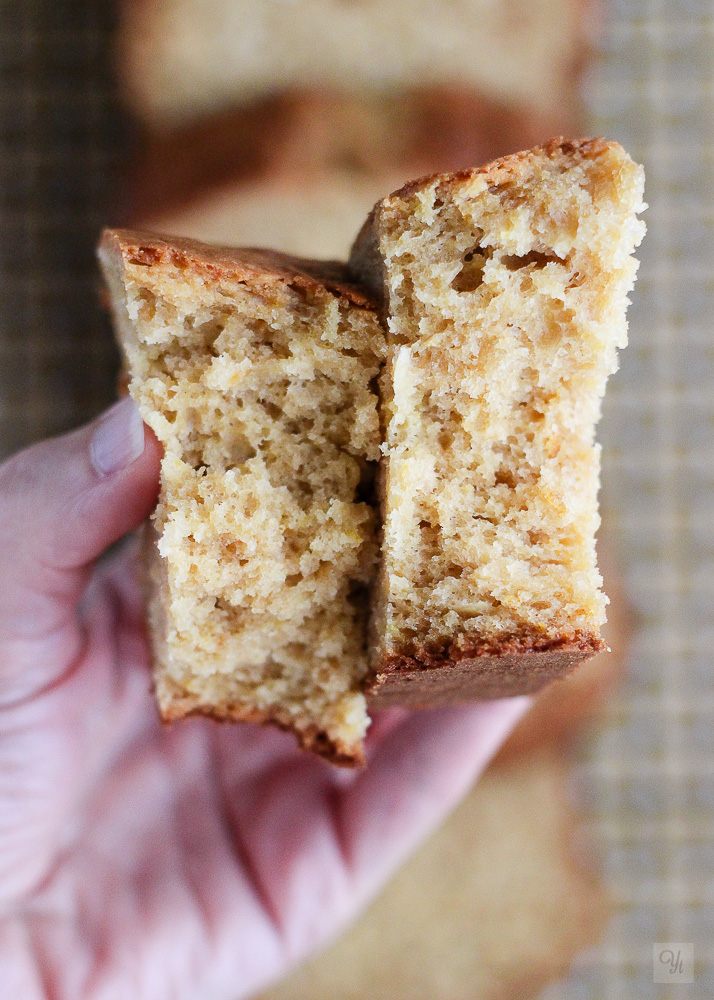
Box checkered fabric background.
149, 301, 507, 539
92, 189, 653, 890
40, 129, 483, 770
1, 1, 713, 997
545, 2, 714, 997
0, 0, 124, 460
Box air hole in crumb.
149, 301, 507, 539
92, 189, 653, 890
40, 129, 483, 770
494, 468, 517, 487
285, 573, 302, 586
438, 427, 454, 449
567, 270, 585, 288
227, 440, 256, 466
473, 514, 497, 525
502, 250, 563, 271
418, 519, 442, 554
262, 400, 282, 420
451, 246, 493, 293
270, 342, 291, 359
136, 289, 158, 321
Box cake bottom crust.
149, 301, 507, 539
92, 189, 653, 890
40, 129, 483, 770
366, 638, 604, 708
159, 691, 365, 767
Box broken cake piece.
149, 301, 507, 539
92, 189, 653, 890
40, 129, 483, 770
99, 138, 644, 764
350, 138, 645, 706
99, 231, 386, 764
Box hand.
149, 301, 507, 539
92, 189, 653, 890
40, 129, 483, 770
0, 398, 528, 1000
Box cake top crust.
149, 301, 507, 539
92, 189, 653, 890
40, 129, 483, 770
382, 136, 615, 203
349, 136, 641, 307
100, 228, 378, 309
351, 138, 622, 245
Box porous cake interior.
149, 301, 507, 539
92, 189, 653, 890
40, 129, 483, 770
362, 141, 645, 661
106, 249, 385, 760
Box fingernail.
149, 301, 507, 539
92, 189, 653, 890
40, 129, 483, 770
90, 397, 145, 477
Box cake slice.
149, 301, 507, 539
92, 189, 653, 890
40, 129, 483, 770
350, 138, 645, 705
99, 139, 643, 761
98, 230, 386, 764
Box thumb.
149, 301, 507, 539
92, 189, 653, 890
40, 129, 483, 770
0, 398, 161, 700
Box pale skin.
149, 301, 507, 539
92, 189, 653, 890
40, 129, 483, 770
0, 398, 528, 1000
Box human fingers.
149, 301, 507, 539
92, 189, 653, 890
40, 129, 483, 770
213, 697, 528, 964
0, 398, 161, 705
337, 698, 531, 901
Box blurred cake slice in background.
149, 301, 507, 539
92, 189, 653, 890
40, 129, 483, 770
118, 0, 591, 131
129, 87, 561, 260
120, 0, 593, 259
258, 748, 610, 1000
256, 553, 629, 999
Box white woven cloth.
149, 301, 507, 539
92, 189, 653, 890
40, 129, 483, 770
546, 2, 714, 996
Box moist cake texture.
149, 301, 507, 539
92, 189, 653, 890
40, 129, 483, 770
350, 138, 645, 702
98, 138, 644, 759
99, 231, 385, 763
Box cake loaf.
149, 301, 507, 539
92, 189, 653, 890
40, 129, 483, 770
119, 0, 587, 130
98, 230, 386, 764
130, 87, 563, 262
350, 138, 645, 706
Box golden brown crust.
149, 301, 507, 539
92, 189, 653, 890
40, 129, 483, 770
380, 629, 604, 666
386, 136, 613, 203
100, 227, 378, 310
366, 644, 601, 708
